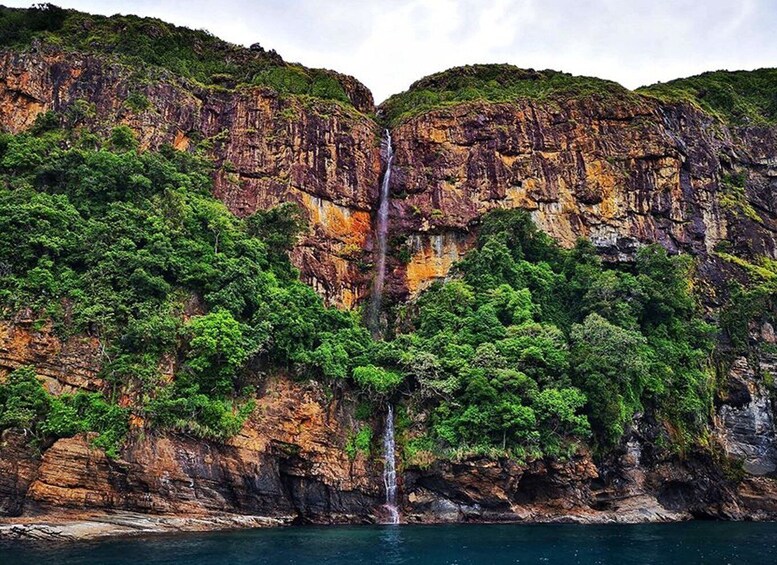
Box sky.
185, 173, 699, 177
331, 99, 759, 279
5, 0, 777, 102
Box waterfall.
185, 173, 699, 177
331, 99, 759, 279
369, 131, 399, 523
382, 404, 400, 524
368, 129, 394, 337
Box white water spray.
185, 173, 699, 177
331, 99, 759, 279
382, 404, 400, 524
368, 129, 394, 336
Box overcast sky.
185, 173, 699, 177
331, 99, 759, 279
5, 0, 777, 102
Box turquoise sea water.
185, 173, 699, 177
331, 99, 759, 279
2, 522, 777, 564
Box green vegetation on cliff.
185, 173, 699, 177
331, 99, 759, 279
720, 261, 777, 355
0, 366, 128, 457
0, 115, 749, 464
380, 64, 637, 126
0, 4, 355, 105
381, 63, 777, 128
639, 68, 777, 126
383, 211, 715, 456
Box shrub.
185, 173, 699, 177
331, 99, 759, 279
352, 365, 404, 396
0, 366, 129, 457
345, 425, 373, 460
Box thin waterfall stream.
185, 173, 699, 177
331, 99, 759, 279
382, 404, 400, 524
368, 129, 394, 337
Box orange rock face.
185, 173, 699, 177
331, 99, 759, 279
0, 318, 103, 394
385, 96, 776, 300
0, 313, 382, 521
20, 374, 383, 520
0, 317, 673, 525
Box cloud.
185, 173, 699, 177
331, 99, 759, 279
4, 0, 777, 102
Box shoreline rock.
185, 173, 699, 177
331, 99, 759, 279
0, 503, 727, 544
0, 511, 287, 542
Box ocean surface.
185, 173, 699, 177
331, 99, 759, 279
2, 521, 777, 564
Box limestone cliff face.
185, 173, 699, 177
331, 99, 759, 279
384, 96, 777, 298
2, 321, 777, 525
0, 47, 382, 307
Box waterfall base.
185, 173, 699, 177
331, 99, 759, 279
383, 504, 400, 525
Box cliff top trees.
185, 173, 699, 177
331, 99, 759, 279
0, 5, 358, 107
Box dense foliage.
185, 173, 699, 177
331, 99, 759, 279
386, 211, 715, 457
639, 69, 777, 126
380, 64, 638, 126
0, 4, 352, 105
0, 366, 128, 457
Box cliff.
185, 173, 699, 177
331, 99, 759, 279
1, 6, 777, 537
380, 65, 777, 301
0, 5, 381, 307
2, 24, 775, 308
0, 319, 381, 522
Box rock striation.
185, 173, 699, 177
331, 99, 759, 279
2, 320, 777, 529
0, 338, 384, 523
2, 50, 775, 307
384, 93, 777, 300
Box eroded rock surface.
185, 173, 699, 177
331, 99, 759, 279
5, 50, 777, 308
2, 317, 775, 528
2, 44, 777, 531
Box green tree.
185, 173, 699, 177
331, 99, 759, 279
571, 313, 652, 447
108, 125, 139, 152
185, 308, 255, 395
0, 367, 50, 438
533, 388, 590, 455
352, 365, 404, 397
